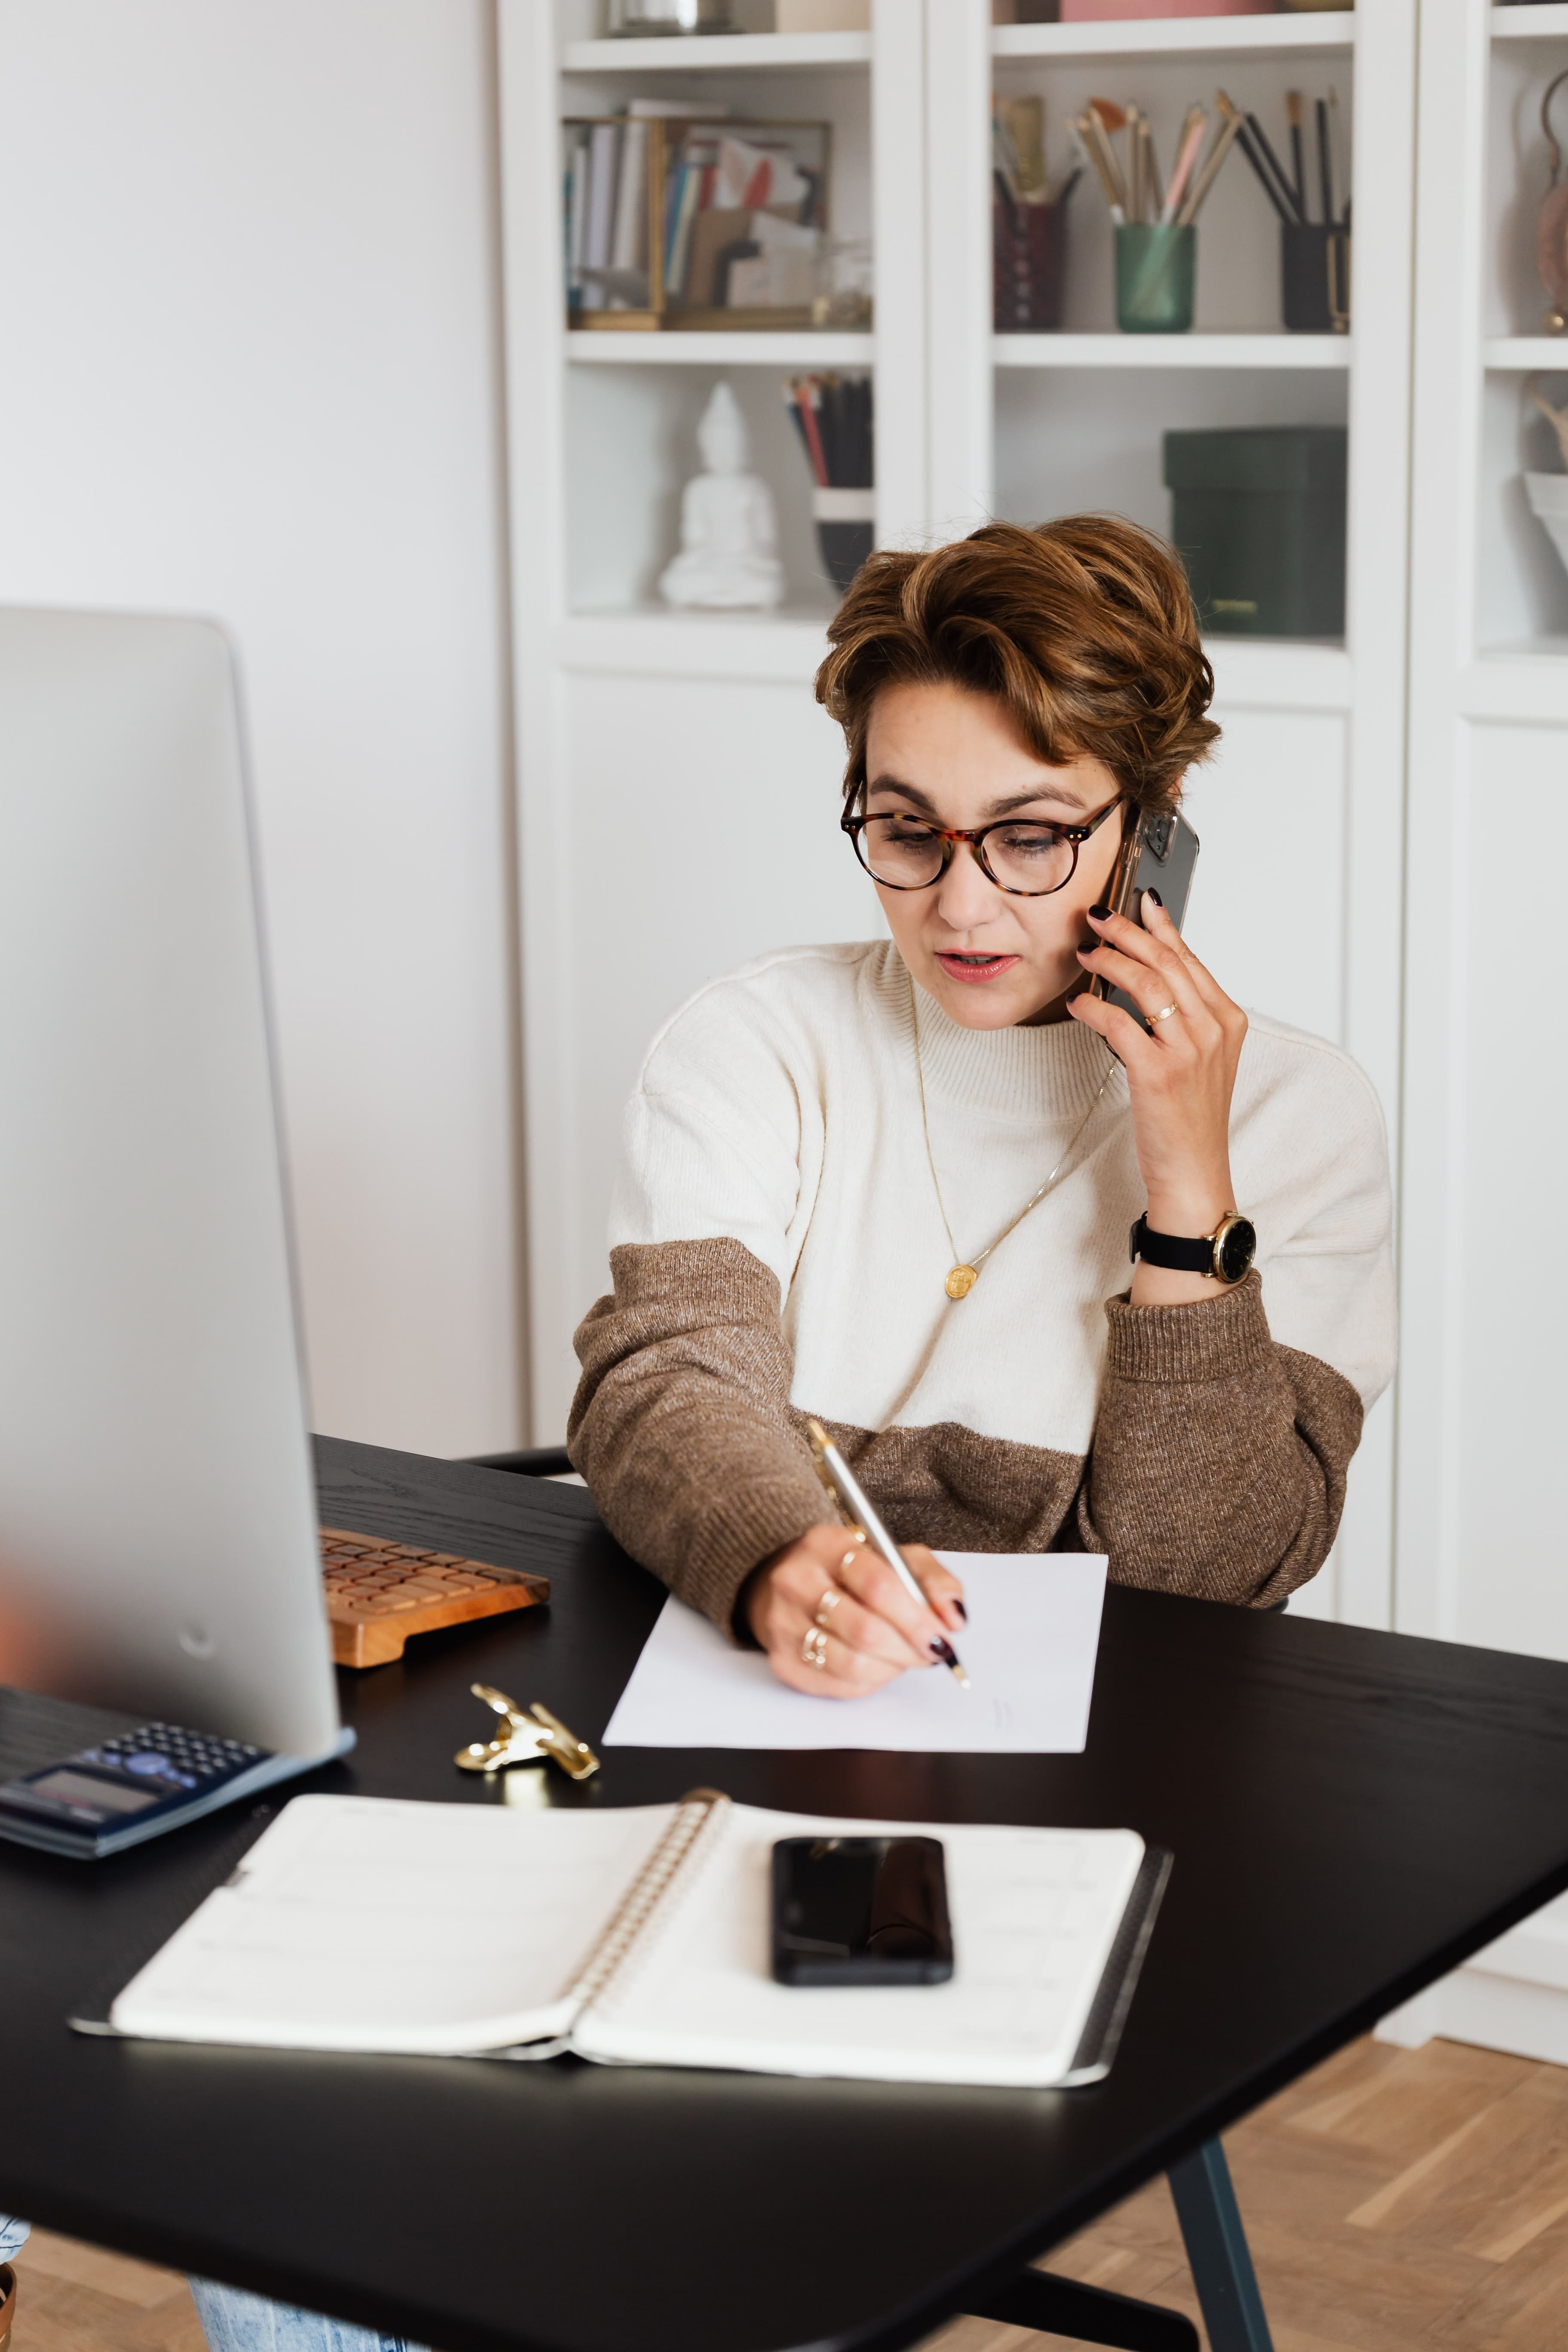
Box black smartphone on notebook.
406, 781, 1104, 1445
771, 1834, 954, 1986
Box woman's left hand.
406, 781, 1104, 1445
1068, 892, 1248, 1304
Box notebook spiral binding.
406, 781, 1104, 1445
497, 1786, 732, 2063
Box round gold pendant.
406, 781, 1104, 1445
945, 1265, 978, 1301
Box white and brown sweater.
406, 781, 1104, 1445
570, 940, 1395, 1632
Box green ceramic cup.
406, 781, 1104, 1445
1115, 223, 1196, 334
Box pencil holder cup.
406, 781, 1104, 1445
1114, 223, 1194, 334
812, 486, 874, 591
1281, 222, 1351, 333
994, 197, 1069, 332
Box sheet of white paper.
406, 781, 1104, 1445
601, 1553, 1107, 1753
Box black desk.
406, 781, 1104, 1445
4, 1436, 1568, 2352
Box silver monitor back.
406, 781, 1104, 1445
0, 608, 342, 1761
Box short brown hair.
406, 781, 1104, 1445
815, 515, 1219, 816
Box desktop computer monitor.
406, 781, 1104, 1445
0, 607, 346, 1797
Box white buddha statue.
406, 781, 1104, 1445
659, 382, 785, 612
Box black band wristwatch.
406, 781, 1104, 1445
1129, 1210, 1257, 1285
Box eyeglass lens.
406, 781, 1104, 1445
857, 815, 1076, 895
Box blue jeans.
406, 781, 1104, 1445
189, 2278, 427, 2352
1, 2214, 420, 2349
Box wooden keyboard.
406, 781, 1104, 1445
320, 1528, 549, 1669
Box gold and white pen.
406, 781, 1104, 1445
805, 1418, 970, 1689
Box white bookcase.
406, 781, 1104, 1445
501, 0, 1568, 2061
498, 0, 1412, 1617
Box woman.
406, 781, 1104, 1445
570, 516, 1394, 1689
187, 518, 1392, 2352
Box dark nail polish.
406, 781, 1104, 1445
930, 1638, 959, 1666
1145, 887, 1164, 908
953, 1601, 968, 1623
1088, 903, 1111, 921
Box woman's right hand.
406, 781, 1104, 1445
743, 1525, 966, 1698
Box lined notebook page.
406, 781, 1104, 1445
578, 1807, 1145, 2088
109, 1795, 677, 2054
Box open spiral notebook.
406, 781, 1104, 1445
76, 1790, 1169, 2089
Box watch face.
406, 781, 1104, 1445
1216, 1217, 1257, 1283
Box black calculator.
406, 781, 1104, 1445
0, 1718, 278, 1859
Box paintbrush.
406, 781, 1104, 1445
1129, 106, 1158, 224
992, 113, 1021, 227
1082, 101, 1130, 217
1069, 114, 1125, 224
1161, 104, 1207, 225
782, 380, 814, 475
1286, 90, 1307, 221
1139, 113, 1161, 225
992, 111, 1022, 199
1176, 92, 1244, 228
1245, 108, 1303, 224
1329, 85, 1349, 225
1316, 96, 1333, 228
1234, 117, 1294, 224
993, 165, 1019, 231
1087, 97, 1131, 214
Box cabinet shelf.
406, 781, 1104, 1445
1491, 3, 1568, 37
555, 609, 833, 683
567, 329, 874, 365
561, 31, 870, 74
992, 12, 1353, 63
994, 334, 1351, 370
1484, 337, 1568, 370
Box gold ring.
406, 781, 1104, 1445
1150, 1002, 1178, 1023
801, 1625, 830, 1669
815, 1586, 843, 1631
839, 1544, 861, 1576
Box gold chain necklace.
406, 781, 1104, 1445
911, 980, 1116, 1301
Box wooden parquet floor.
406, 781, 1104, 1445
9, 2229, 205, 2352
11, 2037, 1568, 2352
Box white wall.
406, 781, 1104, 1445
0, 0, 521, 1456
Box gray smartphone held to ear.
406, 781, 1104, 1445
1087, 806, 1200, 1030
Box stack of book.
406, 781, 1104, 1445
564, 112, 830, 330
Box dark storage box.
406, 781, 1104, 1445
1162, 426, 1348, 638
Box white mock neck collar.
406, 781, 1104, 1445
903, 966, 1124, 1121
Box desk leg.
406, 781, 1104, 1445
1167, 2139, 1274, 2352
965, 2268, 1197, 2350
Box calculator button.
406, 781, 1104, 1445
122, 1752, 196, 1788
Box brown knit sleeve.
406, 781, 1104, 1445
568, 1236, 832, 1635
1075, 1271, 1363, 1608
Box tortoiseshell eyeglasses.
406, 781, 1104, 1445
841, 793, 1123, 897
